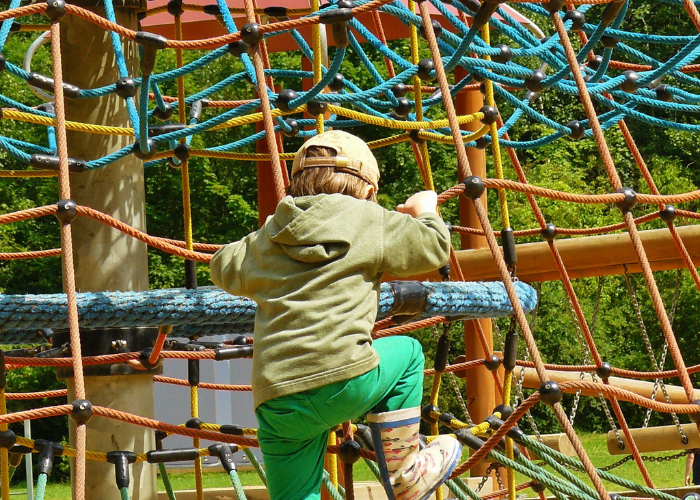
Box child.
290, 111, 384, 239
210, 130, 462, 500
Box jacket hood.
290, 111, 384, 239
266, 195, 359, 263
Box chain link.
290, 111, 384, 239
568, 276, 603, 424
513, 284, 542, 442
599, 448, 698, 472
562, 282, 625, 449
623, 266, 688, 444
474, 463, 503, 493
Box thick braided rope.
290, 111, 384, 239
49, 21, 87, 500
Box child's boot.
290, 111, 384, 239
367, 407, 462, 500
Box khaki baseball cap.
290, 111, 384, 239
291, 130, 380, 190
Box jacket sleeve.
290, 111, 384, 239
209, 235, 252, 297
379, 210, 451, 277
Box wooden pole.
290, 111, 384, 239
60, 2, 156, 498
512, 366, 700, 404
455, 67, 497, 477
399, 224, 700, 283
607, 424, 700, 455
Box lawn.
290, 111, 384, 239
9, 433, 690, 499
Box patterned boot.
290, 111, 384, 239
367, 407, 462, 500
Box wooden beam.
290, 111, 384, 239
530, 433, 577, 458
607, 423, 700, 455
401, 225, 700, 283
512, 366, 700, 404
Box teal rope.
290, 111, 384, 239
243, 448, 266, 486
34, 473, 47, 500
322, 471, 345, 500
120, 486, 130, 500
229, 470, 247, 500
520, 436, 678, 500
158, 462, 177, 500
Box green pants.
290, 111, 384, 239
255, 336, 425, 500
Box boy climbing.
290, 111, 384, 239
210, 130, 462, 500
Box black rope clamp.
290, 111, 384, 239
454, 428, 486, 451
147, 448, 200, 463
219, 424, 245, 435
30, 154, 86, 173
471, 0, 502, 32
319, 4, 353, 49
34, 440, 63, 475
503, 317, 518, 371
501, 227, 517, 273
387, 281, 428, 324
209, 443, 238, 472
148, 123, 187, 137
106, 451, 137, 489
135, 32, 168, 76
215, 345, 254, 361
0, 430, 16, 449
27, 73, 80, 99
434, 333, 450, 373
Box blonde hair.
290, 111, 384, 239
287, 146, 378, 202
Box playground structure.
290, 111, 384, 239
1, 0, 700, 498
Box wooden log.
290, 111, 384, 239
607, 423, 700, 455
399, 225, 700, 283
512, 366, 700, 404
536, 433, 577, 458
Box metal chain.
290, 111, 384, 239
599, 448, 698, 472
567, 277, 603, 424
563, 282, 624, 449
492, 320, 505, 352
623, 266, 687, 444
474, 463, 503, 493
493, 466, 504, 491
513, 283, 542, 442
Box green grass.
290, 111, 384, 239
15, 433, 690, 498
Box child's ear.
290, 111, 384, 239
365, 185, 375, 200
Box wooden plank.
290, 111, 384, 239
396, 225, 700, 283
512, 366, 700, 404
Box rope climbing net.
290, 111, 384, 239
1, 0, 700, 499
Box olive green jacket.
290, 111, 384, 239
210, 194, 450, 408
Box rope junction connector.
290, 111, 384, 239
33, 439, 63, 475
70, 399, 93, 424
147, 448, 200, 463
27, 73, 80, 99
416, 59, 436, 82
659, 205, 676, 222
44, 0, 65, 22
484, 354, 501, 372
106, 451, 137, 489
209, 444, 238, 472
115, 77, 136, 99
566, 120, 584, 140
132, 139, 157, 160
0, 430, 16, 450
148, 123, 186, 137
479, 105, 498, 125
55, 199, 77, 224
152, 103, 174, 121
615, 187, 637, 213
319, 1, 353, 48
214, 345, 254, 361
540, 223, 557, 241
462, 176, 485, 199
595, 362, 613, 381
30, 154, 86, 173
419, 19, 442, 40
563, 10, 585, 30
338, 440, 362, 464
240, 23, 263, 46
538, 381, 563, 406
135, 32, 168, 76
